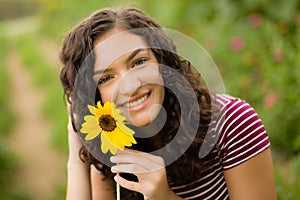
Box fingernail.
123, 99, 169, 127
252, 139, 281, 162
114, 174, 120, 182
110, 156, 116, 162
111, 166, 116, 173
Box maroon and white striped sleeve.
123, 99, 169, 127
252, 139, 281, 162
216, 95, 270, 170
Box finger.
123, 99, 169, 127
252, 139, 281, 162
114, 174, 144, 193
111, 152, 165, 172
67, 100, 72, 120
66, 99, 72, 123
118, 148, 140, 154
66, 98, 77, 134
122, 148, 165, 164
110, 153, 162, 168
66, 99, 81, 144
111, 163, 148, 174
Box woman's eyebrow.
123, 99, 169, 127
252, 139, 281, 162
126, 48, 148, 63
94, 68, 112, 75
93, 48, 148, 75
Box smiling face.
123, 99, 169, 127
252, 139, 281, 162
93, 29, 165, 127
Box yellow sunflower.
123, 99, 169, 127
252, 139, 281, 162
80, 101, 136, 155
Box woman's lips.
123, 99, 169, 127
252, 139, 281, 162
125, 94, 149, 108
121, 92, 151, 112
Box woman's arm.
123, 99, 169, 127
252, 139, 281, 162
90, 164, 115, 200
66, 102, 92, 200
224, 148, 277, 200
67, 160, 91, 200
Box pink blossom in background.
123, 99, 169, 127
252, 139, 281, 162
229, 36, 245, 52
295, 13, 300, 25
263, 91, 279, 109
272, 49, 284, 62
248, 13, 263, 27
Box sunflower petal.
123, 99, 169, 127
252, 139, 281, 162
81, 121, 99, 132
84, 115, 98, 123
102, 102, 113, 115
80, 115, 99, 133
108, 127, 136, 149
81, 121, 98, 129
115, 114, 126, 122
87, 105, 96, 115
101, 133, 117, 155
120, 131, 137, 144
97, 101, 103, 109
85, 127, 102, 140
100, 134, 109, 154
114, 127, 136, 146
96, 103, 110, 116
103, 131, 124, 150
111, 105, 120, 116
117, 122, 135, 135
109, 145, 117, 155
80, 124, 100, 133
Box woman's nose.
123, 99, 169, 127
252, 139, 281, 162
118, 72, 141, 95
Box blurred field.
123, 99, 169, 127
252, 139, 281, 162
0, 0, 299, 199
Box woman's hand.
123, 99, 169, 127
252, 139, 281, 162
110, 149, 182, 200
66, 101, 84, 164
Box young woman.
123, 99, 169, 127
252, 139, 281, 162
60, 7, 277, 200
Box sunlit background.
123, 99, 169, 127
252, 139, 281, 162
0, 0, 299, 199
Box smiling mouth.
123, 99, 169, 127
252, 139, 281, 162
124, 93, 150, 108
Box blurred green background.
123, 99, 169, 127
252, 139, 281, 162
0, 0, 299, 199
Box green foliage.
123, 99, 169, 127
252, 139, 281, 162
14, 35, 68, 153
0, 34, 15, 137
48, 181, 67, 200
38, 0, 139, 38
0, 140, 31, 200
274, 154, 300, 200
0, 33, 32, 200
12, 34, 67, 199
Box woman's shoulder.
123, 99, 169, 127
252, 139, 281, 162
215, 93, 244, 107
213, 94, 257, 121
212, 93, 270, 170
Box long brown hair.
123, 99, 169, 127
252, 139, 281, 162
59, 7, 219, 199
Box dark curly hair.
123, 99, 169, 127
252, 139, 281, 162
59, 7, 219, 199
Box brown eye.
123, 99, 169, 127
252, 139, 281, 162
132, 57, 147, 68
98, 76, 113, 84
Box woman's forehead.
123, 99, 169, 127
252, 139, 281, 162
93, 30, 148, 69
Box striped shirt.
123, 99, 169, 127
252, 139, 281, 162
171, 94, 270, 200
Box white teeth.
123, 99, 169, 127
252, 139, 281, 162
125, 94, 148, 108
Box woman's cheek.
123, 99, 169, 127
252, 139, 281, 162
98, 87, 110, 103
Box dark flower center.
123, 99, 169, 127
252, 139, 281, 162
99, 114, 117, 132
